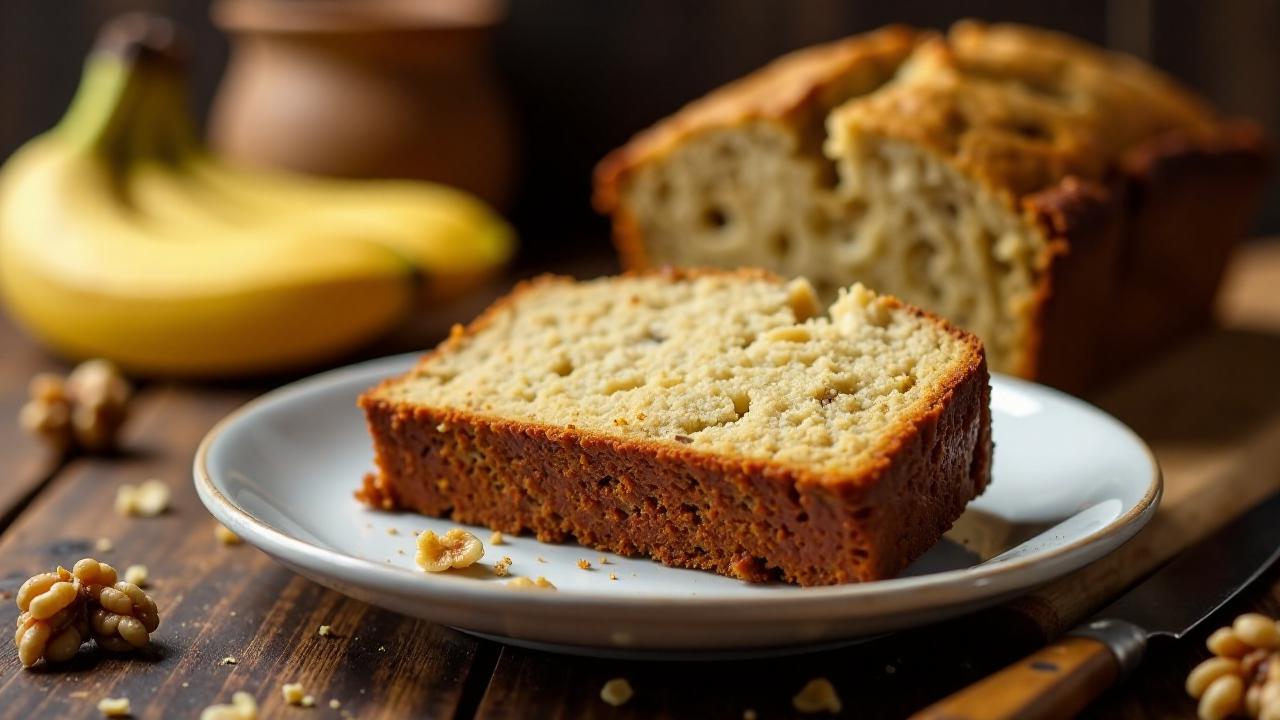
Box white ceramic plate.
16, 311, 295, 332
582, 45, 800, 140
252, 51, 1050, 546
195, 353, 1160, 656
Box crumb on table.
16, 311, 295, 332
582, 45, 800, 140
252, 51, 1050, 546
97, 697, 131, 717
200, 691, 258, 720
214, 525, 242, 546
600, 678, 633, 707
793, 677, 842, 714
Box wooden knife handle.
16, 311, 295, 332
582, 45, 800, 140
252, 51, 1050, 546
910, 635, 1121, 720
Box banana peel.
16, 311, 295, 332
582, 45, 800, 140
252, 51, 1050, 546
0, 14, 515, 376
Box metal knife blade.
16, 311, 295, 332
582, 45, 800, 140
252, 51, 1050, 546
912, 491, 1280, 720
1090, 489, 1280, 639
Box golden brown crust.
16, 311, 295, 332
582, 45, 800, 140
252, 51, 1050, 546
359, 271, 992, 586
593, 25, 921, 217
1017, 177, 1122, 389
834, 22, 1221, 205
945, 21, 1217, 149
1104, 121, 1271, 372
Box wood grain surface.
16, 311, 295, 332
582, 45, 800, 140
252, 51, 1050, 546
0, 244, 1278, 719
0, 312, 65, 528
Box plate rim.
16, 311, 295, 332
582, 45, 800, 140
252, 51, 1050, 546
193, 353, 1162, 616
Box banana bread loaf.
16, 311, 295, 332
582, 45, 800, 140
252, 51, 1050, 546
594, 21, 1269, 391
359, 270, 991, 585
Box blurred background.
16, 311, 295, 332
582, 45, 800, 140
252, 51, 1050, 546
2, 0, 1278, 268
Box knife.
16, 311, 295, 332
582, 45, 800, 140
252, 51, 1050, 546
912, 490, 1280, 720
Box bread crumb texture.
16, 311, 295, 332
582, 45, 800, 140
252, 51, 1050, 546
380, 274, 970, 474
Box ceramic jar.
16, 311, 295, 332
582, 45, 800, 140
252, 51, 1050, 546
209, 0, 517, 209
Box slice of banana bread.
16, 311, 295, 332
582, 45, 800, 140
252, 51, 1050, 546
359, 270, 991, 585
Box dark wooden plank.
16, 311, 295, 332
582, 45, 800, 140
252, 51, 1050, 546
472, 517, 1280, 719
473, 602, 1067, 720
472, 570, 1280, 720
0, 382, 485, 719
0, 312, 67, 527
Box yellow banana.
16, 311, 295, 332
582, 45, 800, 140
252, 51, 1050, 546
134, 158, 512, 298
0, 14, 514, 376
185, 162, 512, 303
132, 48, 514, 296
0, 138, 416, 376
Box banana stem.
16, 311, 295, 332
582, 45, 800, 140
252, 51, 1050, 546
54, 57, 144, 163
52, 14, 201, 169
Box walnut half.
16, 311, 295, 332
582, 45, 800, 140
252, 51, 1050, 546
19, 360, 132, 456
74, 558, 160, 652
415, 529, 484, 572
11, 558, 163, 669
13, 567, 89, 667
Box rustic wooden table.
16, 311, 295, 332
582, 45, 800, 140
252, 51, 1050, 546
1, 242, 1278, 720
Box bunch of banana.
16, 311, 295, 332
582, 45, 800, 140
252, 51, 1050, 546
0, 15, 514, 376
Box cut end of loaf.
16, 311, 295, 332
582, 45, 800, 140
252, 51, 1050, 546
359, 271, 992, 586
612, 121, 1050, 376
596, 21, 1255, 386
